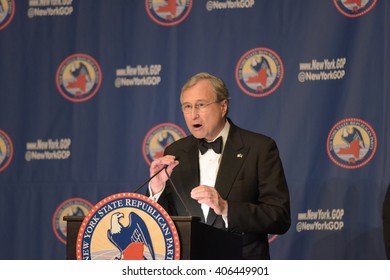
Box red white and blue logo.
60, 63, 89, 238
236, 48, 284, 97
52, 197, 93, 244
0, 129, 13, 172
56, 53, 102, 102
0, 0, 15, 31
327, 118, 377, 169
143, 123, 186, 165
333, 0, 377, 18
76, 192, 180, 260
145, 0, 192, 26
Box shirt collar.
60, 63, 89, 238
211, 120, 230, 154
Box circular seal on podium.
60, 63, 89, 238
76, 192, 180, 260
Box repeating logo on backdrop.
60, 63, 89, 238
145, 0, 192, 26
76, 192, 180, 260
333, 0, 377, 18
0, 129, 13, 172
143, 123, 186, 165
236, 48, 284, 97
0, 0, 15, 31
327, 118, 377, 169
52, 198, 93, 244
56, 54, 102, 102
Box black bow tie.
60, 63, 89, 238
198, 136, 223, 154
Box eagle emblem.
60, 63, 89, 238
107, 212, 155, 260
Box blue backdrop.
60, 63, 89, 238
0, 0, 388, 259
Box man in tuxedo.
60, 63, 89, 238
149, 72, 291, 259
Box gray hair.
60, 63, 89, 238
180, 72, 230, 104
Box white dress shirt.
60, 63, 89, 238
149, 120, 230, 226
199, 121, 230, 225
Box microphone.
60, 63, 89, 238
132, 160, 192, 216
164, 168, 192, 216
132, 164, 168, 194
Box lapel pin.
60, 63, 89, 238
237, 153, 243, 158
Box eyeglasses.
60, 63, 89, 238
181, 101, 219, 114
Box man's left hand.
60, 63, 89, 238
190, 185, 228, 216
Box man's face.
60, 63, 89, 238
181, 79, 227, 141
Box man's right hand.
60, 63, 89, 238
149, 155, 179, 195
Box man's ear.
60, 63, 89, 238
221, 100, 228, 116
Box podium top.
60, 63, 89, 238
171, 216, 201, 222
63, 216, 84, 222
63, 215, 202, 222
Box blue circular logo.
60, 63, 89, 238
145, 0, 192, 26
52, 198, 93, 244
0, 0, 15, 31
143, 123, 186, 165
327, 118, 377, 169
77, 193, 180, 260
56, 53, 102, 102
236, 48, 284, 97
333, 0, 377, 18
0, 129, 13, 172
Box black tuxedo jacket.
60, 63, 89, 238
157, 120, 291, 259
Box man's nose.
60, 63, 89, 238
190, 107, 199, 118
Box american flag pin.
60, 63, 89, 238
237, 153, 243, 158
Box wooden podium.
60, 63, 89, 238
64, 215, 242, 260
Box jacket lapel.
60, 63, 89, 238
177, 138, 205, 222
206, 123, 249, 226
